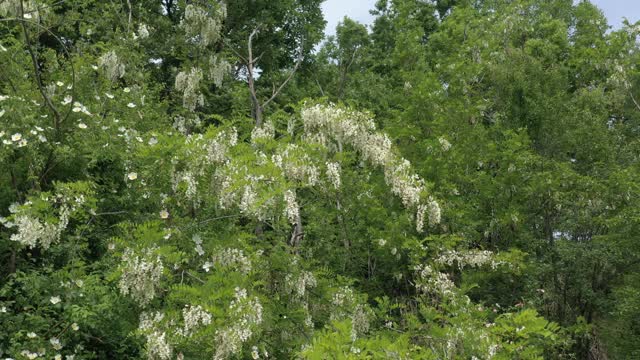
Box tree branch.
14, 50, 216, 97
18, 0, 62, 133
262, 53, 303, 109
629, 89, 640, 112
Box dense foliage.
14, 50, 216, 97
1, 0, 639, 359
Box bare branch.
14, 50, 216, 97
262, 53, 303, 109
18, 0, 62, 132
222, 38, 248, 63
1, 14, 78, 133
629, 90, 640, 112
246, 27, 263, 125
126, 0, 132, 33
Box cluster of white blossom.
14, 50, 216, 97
283, 190, 299, 225
214, 152, 281, 219
350, 304, 370, 341
328, 287, 370, 341
98, 50, 126, 81
139, 311, 165, 331
8, 215, 58, 249
205, 128, 237, 164
214, 288, 263, 360
136, 23, 150, 40
209, 55, 232, 87
0, 0, 40, 20
414, 264, 456, 297
239, 184, 258, 216
439, 137, 452, 151
325, 162, 341, 189
415, 196, 441, 232
175, 67, 204, 111
300, 104, 441, 231
251, 121, 275, 143
118, 248, 163, 307
180, 3, 226, 47
331, 286, 355, 310
383, 159, 424, 209
4, 190, 82, 250
192, 234, 205, 256
138, 312, 172, 360
171, 170, 200, 207
20, 349, 43, 359
146, 332, 172, 360
172, 115, 202, 135
211, 248, 252, 274
435, 249, 504, 270
71, 101, 92, 116
177, 305, 212, 337
273, 144, 320, 186
284, 270, 317, 299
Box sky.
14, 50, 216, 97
321, 0, 640, 36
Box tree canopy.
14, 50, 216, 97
1, 0, 639, 359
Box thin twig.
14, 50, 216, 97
126, 0, 132, 33
185, 271, 206, 284
629, 89, 640, 112
262, 54, 303, 109
0, 16, 78, 128
18, 0, 62, 132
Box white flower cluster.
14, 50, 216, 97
416, 196, 441, 232
383, 158, 423, 209
139, 312, 173, 360
175, 67, 204, 111
209, 55, 232, 88
214, 288, 263, 360
9, 215, 58, 249
180, 3, 226, 47
172, 170, 200, 206
20, 349, 43, 359
212, 248, 252, 274
435, 249, 503, 270
146, 332, 172, 360
178, 305, 212, 337
251, 121, 275, 143
136, 23, 150, 39
5, 192, 80, 250
350, 304, 370, 341
331, 286, 355, 309
205, 128, 237, 164
325, 162, 341, 190
273, 144, 320, 186
98, 50, 126, 82
139, 311, 165, 331
239, 184, 258, 217
414, 264, 456, 297
118, 248, 164, 307
193, 234, 205, 256
439, 137, 452, 151
172, 115, 202, 134
0, 0, 40, 20
285, 270, 317, 299
329, 287, 370, 341
301, 104, 441, 230
283, 190, 299, 225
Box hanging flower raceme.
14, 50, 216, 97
180, 3, 226, 47
118, 248, 164, 307
326, 162, 341, 190
300, 103, 442, 231
98, 50, 126, 82
3, 183, 92, 250
175, 67, 204, 111
213, 287, 263, 360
